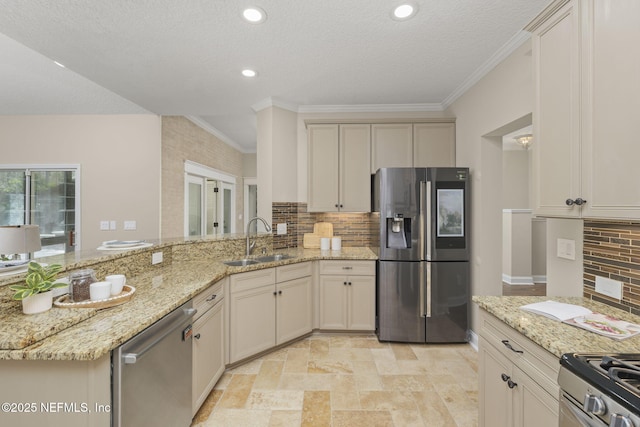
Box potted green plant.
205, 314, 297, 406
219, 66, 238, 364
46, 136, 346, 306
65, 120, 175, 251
9, 262, 66, 314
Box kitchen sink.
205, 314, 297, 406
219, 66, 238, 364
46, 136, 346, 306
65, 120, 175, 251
255, 254, 293, 263
223, 259, 260, 267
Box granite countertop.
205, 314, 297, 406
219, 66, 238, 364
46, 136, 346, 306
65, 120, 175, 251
474, 295, 640, 358
0, 247, 377, 361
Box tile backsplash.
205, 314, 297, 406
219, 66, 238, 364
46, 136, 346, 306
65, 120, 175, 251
272, 202, 379, 250
584, 220, 640, 315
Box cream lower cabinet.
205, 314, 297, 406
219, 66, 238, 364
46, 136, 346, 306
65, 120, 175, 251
478, 309, 559, 427
192, 279, 226, 415
318, 260, 375, 331
229, 263, 312, 363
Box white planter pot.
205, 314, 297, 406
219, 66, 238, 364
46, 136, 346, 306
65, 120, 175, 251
22, 291, 53, 315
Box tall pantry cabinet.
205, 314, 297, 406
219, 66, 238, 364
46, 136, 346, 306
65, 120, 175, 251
530, 0, 640, 219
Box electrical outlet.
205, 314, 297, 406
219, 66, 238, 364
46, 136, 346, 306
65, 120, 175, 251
100, 221, 110, 231
124, 220, 137, 230
595, 276, 622, 300
152, 252, 163, 265
277, 223, 287, 235
109, 220, 117, 230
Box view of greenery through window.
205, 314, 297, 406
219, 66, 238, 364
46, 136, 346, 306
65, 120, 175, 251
0, 168, 77, 256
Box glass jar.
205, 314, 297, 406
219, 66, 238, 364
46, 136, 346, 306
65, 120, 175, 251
69, 269, 97, 302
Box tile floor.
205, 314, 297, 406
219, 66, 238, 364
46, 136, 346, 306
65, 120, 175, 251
191, 334, 478, 427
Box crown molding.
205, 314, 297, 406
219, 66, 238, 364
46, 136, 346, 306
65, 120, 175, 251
251, 97, 299, 113
184, 115, 251, 153
298, 103, 443, 113
441, 30, 532, 109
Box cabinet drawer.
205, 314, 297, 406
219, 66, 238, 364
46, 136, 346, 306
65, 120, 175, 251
230, 268, 276, 294
276, 261, 312, 282
479, 311, 560, 398
194, 281, 224, 316
319, 260, 375, 276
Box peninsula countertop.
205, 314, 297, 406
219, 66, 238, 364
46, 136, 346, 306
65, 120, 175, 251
474, 295, 640, 357
0, 247, 377, 361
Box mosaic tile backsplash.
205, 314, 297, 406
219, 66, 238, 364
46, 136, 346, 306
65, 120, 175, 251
584, 220, 640, 315
272, 202, 379, 250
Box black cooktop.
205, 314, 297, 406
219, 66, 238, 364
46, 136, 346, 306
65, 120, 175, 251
561, 353, 640, 414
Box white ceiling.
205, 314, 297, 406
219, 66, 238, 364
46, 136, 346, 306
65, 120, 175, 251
0, 0, 550, 152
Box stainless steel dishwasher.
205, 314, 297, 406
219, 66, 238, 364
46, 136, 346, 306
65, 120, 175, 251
113, 300, 197, 427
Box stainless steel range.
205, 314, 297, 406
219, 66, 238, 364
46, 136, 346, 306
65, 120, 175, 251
559, 353, 640, 426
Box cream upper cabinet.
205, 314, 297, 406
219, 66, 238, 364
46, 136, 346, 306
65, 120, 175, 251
580, 0, 640, 218
412, 123, 456, 167
307, 124, 371, 212
307, 124, 340, 212
531, 0, 640, 219
531, 0, 582, 218
371, 123, 413, 173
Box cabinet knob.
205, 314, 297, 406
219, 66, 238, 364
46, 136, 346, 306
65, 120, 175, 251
206, 294, 217, 302
343, 281, 347, 285
566, 198, 587, 206
273, 291, 277, 296
348, 281, 352, 286
335, 204, 339, 208
194, 333, 201, 340
278, 290, 282, 295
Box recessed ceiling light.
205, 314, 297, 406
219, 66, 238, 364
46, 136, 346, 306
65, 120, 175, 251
54, 61, 65, 68
392, 3, 418, 20
241, 69, 257, 78
242, 7, 266, 23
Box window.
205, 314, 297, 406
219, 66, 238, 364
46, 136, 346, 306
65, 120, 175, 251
0, 165, 80, 256
184, 161, 236, 238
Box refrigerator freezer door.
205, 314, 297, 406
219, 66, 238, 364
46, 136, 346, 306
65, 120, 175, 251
377, 261, 425, 343
425, 261, 469, 343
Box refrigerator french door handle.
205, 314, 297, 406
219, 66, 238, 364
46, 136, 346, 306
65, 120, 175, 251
419, 262, 425, 318
426, 262, 432, 318
420, 180, 432, 261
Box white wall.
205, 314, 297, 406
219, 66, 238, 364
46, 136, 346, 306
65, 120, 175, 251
546, 217, 583, 296
502, 149, 531, 209
445, 39, 534, 331
0, 115, 161, 250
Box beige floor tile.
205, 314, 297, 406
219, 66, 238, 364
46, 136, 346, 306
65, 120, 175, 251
216, 374, 256, 409
198, 335, 478, 427
332, 410, 394, 427
301, 390, 331, 427
268, 410, 302, 427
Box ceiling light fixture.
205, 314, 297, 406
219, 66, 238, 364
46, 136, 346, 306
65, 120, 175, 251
514, 134, 533, 149
242, 7, 266, 23
241, 69, 257, 78
392, 3, 418, 20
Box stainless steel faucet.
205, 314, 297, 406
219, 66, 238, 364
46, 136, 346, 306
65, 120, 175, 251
246, 217, 272, 257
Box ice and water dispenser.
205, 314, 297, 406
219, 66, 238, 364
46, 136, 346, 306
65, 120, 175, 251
386, 213, 411, 249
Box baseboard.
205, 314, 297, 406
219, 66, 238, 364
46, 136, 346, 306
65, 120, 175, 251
502, 273, 534, 285
532, 275, 547, 284
467, 329, 478, 351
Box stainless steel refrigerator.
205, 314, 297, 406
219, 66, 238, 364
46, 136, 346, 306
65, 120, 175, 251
374, 167, 470, 343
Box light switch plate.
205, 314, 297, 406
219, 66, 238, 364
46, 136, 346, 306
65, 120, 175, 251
152, 252, 163, 265
557, 238, 576, 260
595, 276, 623, 300
124, 220, 137, 230
109, 220, 117, 230
100, 221, 109, 231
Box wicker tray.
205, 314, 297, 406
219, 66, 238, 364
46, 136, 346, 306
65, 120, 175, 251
54, 285, 136, 309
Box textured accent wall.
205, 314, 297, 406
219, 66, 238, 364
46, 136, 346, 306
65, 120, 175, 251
272, 202, 379, 249
161, 116, 244, 239
584, 220, 640, 315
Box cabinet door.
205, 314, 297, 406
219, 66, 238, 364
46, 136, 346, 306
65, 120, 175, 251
308, 124, 339, 212
413, 123, 455, 167
340, 124, 371, 212
532, 0, 582, 217
192, 301, 225, 415
229, 284, 275, 363
319, 276, 348, 330
581, 0, 640, 219
371, 124, 413, 173
512, 365, 559, 427
276, 276, 312, 344
347, 275, 375, 330
479, 338, 512, 427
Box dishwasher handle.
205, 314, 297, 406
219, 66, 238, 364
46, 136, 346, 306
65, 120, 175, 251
122, 307, 197, 365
